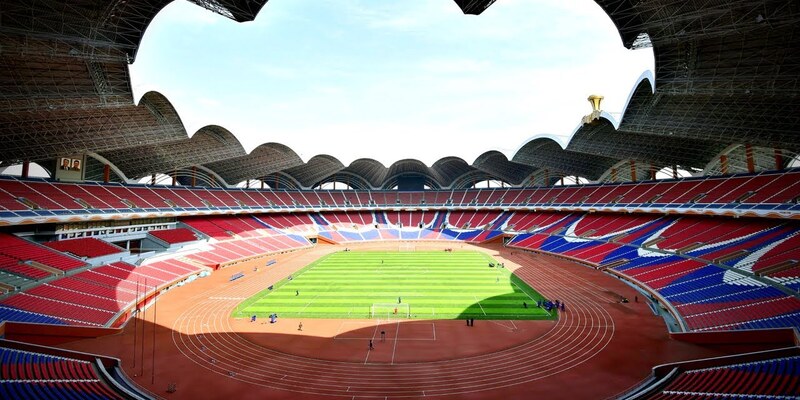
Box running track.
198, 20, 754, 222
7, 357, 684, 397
61, 243, 724, 399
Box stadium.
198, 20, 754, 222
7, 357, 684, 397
0, 0, 799, 399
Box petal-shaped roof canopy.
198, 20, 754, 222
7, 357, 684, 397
1, 0, 798, 188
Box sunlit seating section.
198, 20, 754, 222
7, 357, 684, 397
44, 238, 124, 258
186, 231, 311, 266
0, 258, 204, 326
149, 228, 199, 244
0, 233, 86, 273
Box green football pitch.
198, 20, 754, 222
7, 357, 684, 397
233, 250, 555, 320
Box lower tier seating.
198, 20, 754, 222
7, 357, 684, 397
0, 345, 126, 400
506, 213, 800, 332
646, 356, 799, 399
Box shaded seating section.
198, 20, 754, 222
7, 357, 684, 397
0, 254, 51, 280
0, 346, 125, 400
76, 184, 133, 209
44, 238, 124, 258
0, 260, 204, 327
647, 356, 800, 399
0, 306, 68, 325
507, 212, 800, 331
1, 170, 799, 217
0, 270, 34, 293
0, 233, 86, 277
148, 228, 199, 244
0, 292, 116, 326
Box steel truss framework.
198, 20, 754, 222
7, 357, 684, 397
1, 0, 799, 189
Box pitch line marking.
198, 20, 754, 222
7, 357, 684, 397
473, 296, 487, 316
391, 321, 400, 365
208, 296, 246, 300
488, 320, 515, 331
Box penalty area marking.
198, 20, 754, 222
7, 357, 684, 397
488, 320, 518, 331
333, 321, 374, 339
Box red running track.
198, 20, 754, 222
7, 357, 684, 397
59, 243, 732, 399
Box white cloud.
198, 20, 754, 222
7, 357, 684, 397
131, 0, 654, 173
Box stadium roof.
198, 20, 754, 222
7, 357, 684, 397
1, 0, 798, 188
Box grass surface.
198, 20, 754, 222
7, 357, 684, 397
233, 250, 554, 320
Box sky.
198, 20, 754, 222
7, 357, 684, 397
130, 0, 654, 167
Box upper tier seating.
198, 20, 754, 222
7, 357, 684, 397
1, 170, 798, 217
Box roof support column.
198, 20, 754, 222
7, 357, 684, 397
191, 166, 197, 187
172, 171, 177, 186
745, 144, 755, 173
21, 160, 30, 179
103, 164, 110, 183
720, 154, 729, 175
611, 168, 617, 182
260, 180, 264, 189
151, 173, 156, 185
672, 165, 678, 179
649, 163, 657, 181
629, 160, 637, 182
774, 149, 783, 171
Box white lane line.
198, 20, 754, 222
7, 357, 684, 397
390, 321, 400, 365
473, 296, 487, 316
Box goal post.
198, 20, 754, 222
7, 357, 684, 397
371, 303, 410, 319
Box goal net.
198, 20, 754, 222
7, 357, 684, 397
371, 303, 410, 319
